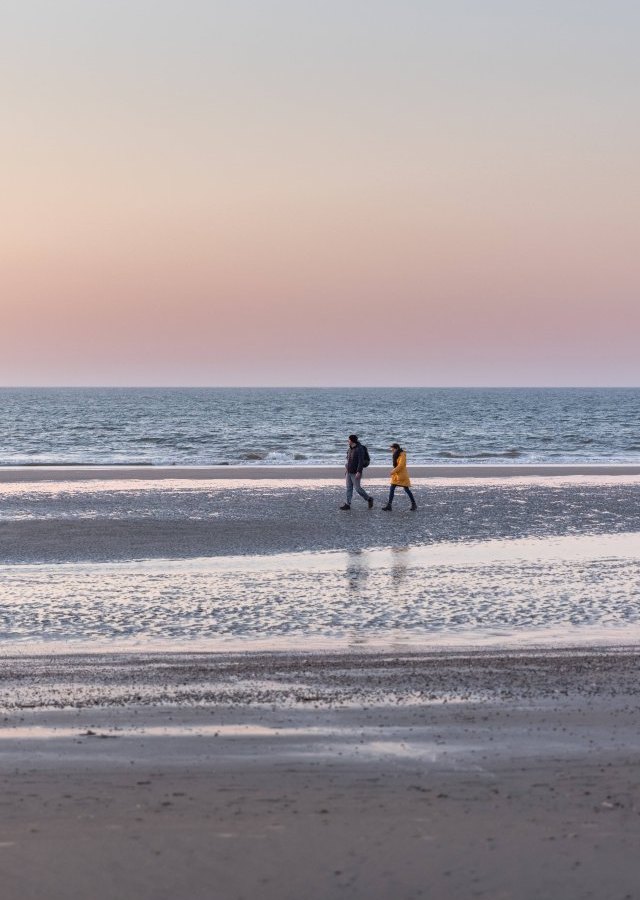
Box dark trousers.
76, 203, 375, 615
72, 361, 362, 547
388, 484, 416, 506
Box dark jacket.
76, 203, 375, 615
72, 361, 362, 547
346, 442, 366, 475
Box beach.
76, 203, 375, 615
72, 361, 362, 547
2, 466, 640, 898
2, 466, 640, 565
2, 648, 640, 899
3, 462, 640, 482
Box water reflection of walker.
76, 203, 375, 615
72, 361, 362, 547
344, 547, 412, 649
344, 549, 369, 591
389, 546, 410, 585
344, 546, 410, 590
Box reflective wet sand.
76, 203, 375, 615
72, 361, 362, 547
1, 475, 639, 650
1, 532, 640, 650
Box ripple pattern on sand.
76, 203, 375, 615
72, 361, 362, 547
2, 535, 639, 648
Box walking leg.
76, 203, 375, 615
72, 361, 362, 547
382, 485, 396, 510
404, 486, 417, 509
345, 473, 354, 505
354, 477, 371, 502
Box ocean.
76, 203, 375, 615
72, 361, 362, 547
0, 387, 638, 467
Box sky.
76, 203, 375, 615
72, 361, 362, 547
1, 0, 639, 386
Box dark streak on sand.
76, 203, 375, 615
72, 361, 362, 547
2, 648, 640, 709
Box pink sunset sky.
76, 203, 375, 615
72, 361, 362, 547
2, 1, 639, 386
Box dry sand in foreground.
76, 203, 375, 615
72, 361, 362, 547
1, 649, 639, 900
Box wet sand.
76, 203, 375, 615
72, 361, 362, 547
2, 475, 640, 651
3, 471, 640, 897
1, 650, 640, 900
2, 462, 640, 482
2, 472, 640, 564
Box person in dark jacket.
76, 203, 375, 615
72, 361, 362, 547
340, 434, 374, 510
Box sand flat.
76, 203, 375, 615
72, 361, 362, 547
2, 475, 639, 651
2, 472, 640, 897
2, 463, 640, 482
1, 649, 640, 900
2, 473, 640, 566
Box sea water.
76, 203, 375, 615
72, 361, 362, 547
0, 386, 639, 466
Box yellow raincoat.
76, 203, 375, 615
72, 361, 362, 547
390, 450, 411, 487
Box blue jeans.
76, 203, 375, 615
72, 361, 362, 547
388, 484, 416, 506
346, 472, 371, 504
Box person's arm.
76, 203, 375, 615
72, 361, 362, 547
390, 452, 404, 475
356, 445, 365, 475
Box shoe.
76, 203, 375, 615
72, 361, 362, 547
340, 504, 351, 510
410, 504, 418, 511
368, 497, 374, 509
382, 504, 392, 511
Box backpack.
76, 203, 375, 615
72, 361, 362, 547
361, 445, 371, 468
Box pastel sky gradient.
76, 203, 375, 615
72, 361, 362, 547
2, 1, 639, 386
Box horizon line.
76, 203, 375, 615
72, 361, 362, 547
0, 384, 639, 391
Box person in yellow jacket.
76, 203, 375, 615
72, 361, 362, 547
382, 443, 417, 511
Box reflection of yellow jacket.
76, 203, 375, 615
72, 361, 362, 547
390, 450, 411, 487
